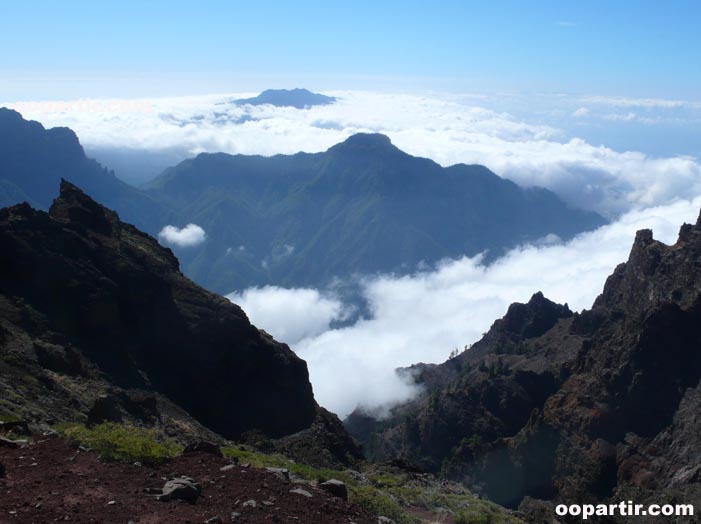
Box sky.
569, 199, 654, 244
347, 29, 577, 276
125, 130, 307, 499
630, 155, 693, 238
2, 1, 700, 99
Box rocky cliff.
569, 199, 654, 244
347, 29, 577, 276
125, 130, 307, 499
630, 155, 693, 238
348, 211, 701, 519
0, 180, 318, 440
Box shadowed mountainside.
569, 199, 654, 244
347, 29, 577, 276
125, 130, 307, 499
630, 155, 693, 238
0, 108, 164, 231
0, 109, 605, 295
0, 181, 320, 440
148, 132, 606, 292
347, 211, 701, 520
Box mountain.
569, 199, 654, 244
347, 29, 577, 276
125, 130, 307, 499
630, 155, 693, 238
0, 110, 605, 295
148, 133, 606, 292
0, 181, 342, 446
346, 212, 701, 518
0, 108, 163, 232
233, 88, 337, 108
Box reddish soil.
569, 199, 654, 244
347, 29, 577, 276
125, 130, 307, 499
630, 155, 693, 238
0, 437, 374, 524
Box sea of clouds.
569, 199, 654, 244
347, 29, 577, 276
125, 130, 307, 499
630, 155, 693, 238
7, 90, 701, 416
8, 90, 701, 216
230, 198, 701, 417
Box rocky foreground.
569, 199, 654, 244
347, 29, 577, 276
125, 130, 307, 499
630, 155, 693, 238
0, 437, 373, 524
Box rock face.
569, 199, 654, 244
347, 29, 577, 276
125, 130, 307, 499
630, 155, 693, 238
0, 181, 317, 438
348, 214, 701, 517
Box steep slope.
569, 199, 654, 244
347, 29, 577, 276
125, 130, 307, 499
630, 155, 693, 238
347, 212, 701, 517
0, 108, 164, 232
0, 180, 317, 439
149, 133, 606, 292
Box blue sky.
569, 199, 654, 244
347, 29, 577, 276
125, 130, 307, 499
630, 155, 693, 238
2, 0, 700, 99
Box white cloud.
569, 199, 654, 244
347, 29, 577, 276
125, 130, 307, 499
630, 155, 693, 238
7, 91, 700, 217
572, 107, 590, 118
226, 286, 348, 345
233, 198, 701, 418
578, 95, 695, 109
158, 223, 206, 247
603, 111, 638, 122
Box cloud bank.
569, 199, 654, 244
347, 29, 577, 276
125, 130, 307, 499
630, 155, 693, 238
158, 223, 207, 247
229, 198, 701, 417
7, 91, 700, 216
226, 286, 347, 345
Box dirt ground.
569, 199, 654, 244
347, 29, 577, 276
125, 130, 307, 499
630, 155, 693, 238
0, 437, 375, 524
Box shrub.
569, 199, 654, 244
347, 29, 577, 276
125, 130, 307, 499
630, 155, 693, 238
454, 510, 496, 524
221, 446, 352, 485
348, 485, 419, 524
58, 423, 182, 465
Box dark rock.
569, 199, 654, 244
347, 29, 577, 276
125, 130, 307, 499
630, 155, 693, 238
272, 407, 363, 468
33, 342, 85, 375
289, 488, 312, 498
156, 476, 201, 503
265, 467, 290, 481
0, 420, 29, 434
87, 395, 123, 425
320, 479, 348, 501
183, 441, 223, 458
0, 181, 317, 439
0, 437, 28, 449
351, 214, 701, 517
0, 461, 5, 478
86, 392, 160, 427
517, 497, 560, 524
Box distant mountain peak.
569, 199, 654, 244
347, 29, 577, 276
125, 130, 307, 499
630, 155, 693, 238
329, 133, 399, 155
233, 88, 336, 109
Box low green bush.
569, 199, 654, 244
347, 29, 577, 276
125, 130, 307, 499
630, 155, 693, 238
348, 485, 420, 524
58, 422, 182, 465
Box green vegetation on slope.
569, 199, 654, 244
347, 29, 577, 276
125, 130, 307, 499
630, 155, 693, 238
44, 422, 524, 524
57, 423, 182, 465
222, 445, 525, 524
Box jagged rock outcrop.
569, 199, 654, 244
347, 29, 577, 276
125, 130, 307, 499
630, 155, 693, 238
348, 213, 701, 520
0, 180, 317, 439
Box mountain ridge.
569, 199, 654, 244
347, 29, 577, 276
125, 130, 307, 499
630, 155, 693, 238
346, 208, 701, 519
147, 132, 606, 292
0, 109, 606, 295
